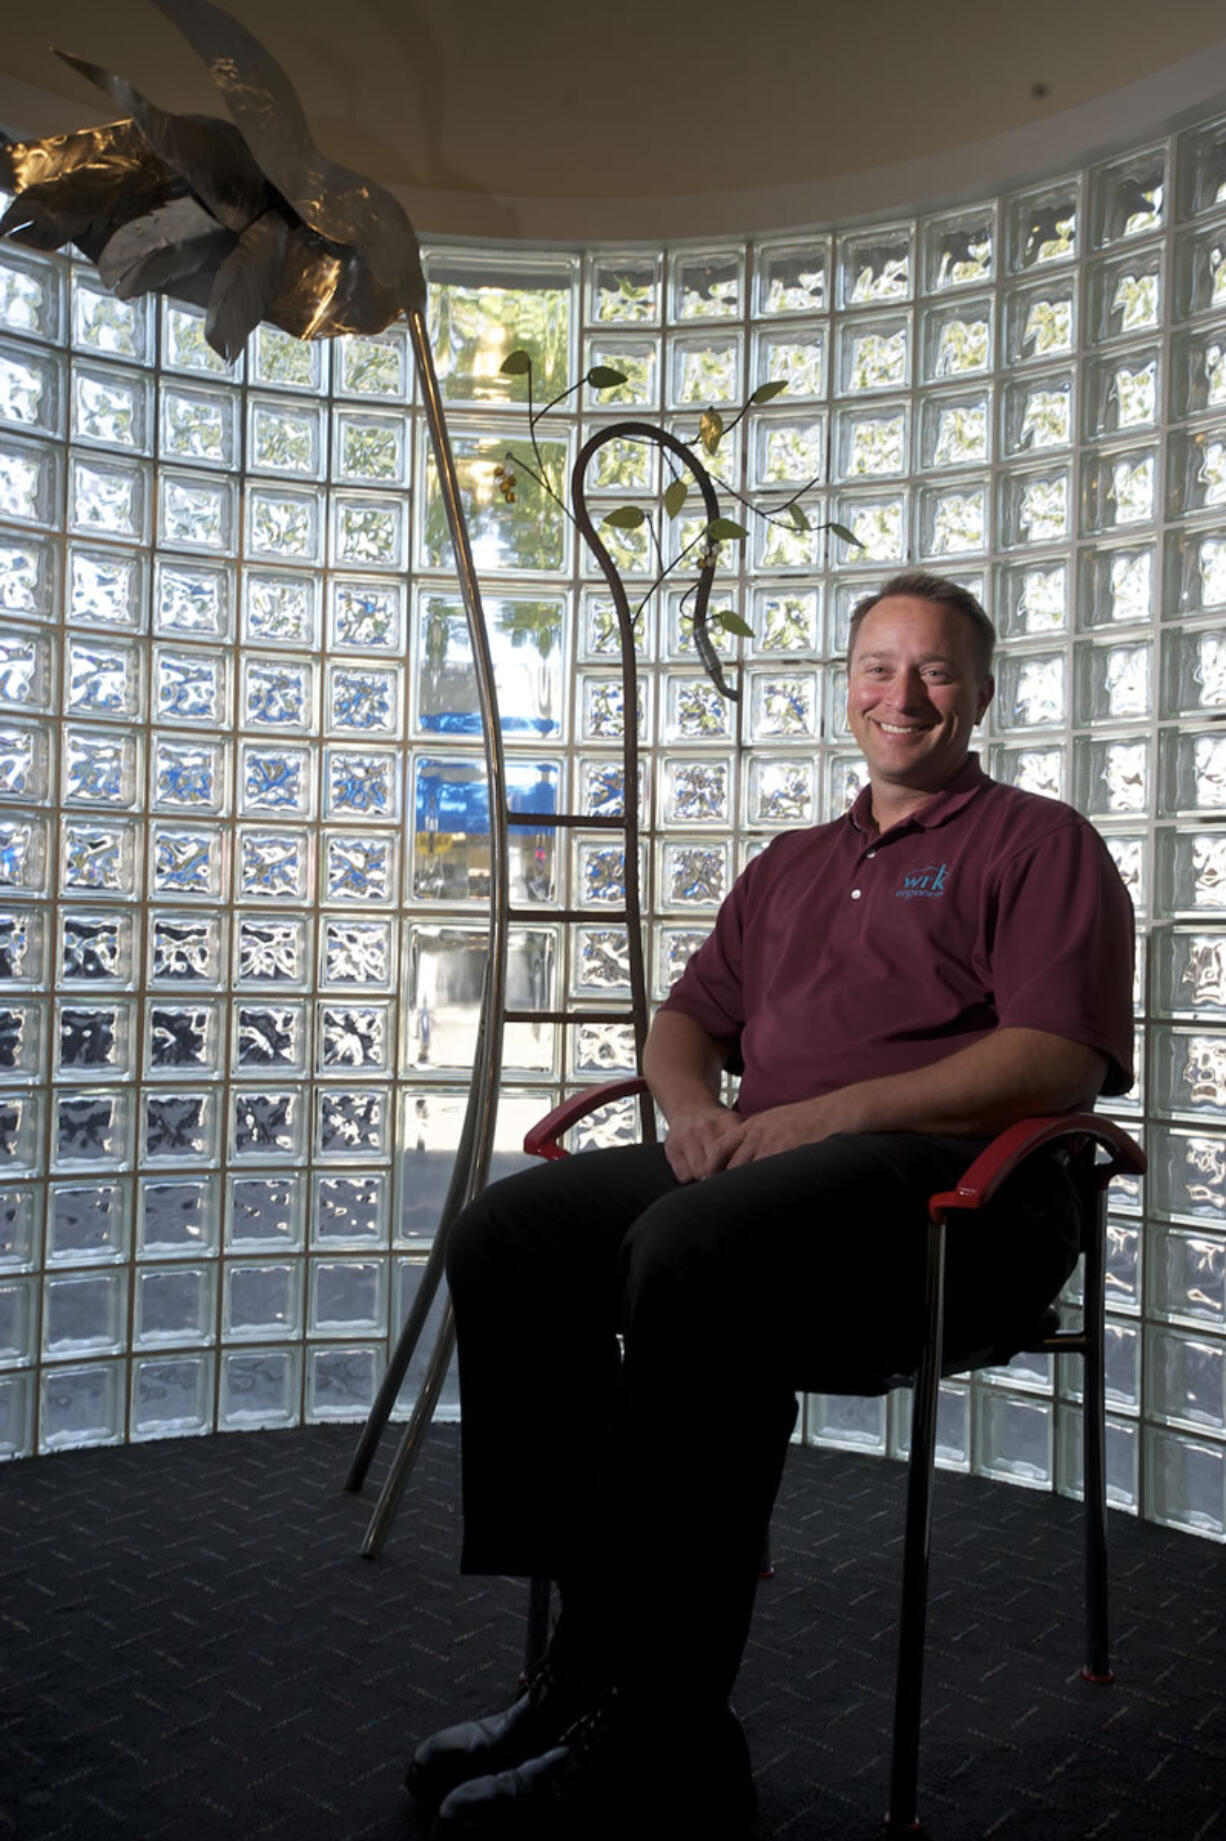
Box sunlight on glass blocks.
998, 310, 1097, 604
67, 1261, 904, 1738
1003, 275, 1075, 364
428, 253, 575, 406
921, 207, 994, 292
837, 313, 909, 394
753, 324, 825, 400
73, 362, 150, 451
1007, 182, 1078, 272
589, 252, 662, 326
0, 246, 63, 344
838, 225, 911, 307
754, 238, 829, 317
422, 431, 568, 575
335, 327, 411, 401
1172, 221, 1226, 320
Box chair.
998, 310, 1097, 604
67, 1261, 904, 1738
521, 1077, 1146, 1836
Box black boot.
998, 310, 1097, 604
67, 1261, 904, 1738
407, 1650, 592, 1816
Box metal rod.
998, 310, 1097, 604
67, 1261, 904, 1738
1082, 1168, 1113, 1682
506, 812, 625, 830
361, 1303, 458, 1558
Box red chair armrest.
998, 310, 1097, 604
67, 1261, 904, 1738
928, 1113, 1146, 1222
523, 1077, 650, 1161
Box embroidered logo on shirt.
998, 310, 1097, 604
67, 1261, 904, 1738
895, 862, 949, 899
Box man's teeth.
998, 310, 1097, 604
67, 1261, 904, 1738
878, 722, 924, 734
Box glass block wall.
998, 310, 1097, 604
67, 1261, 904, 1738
0, 114, 1224, 1540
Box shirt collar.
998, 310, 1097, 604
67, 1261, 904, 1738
848, 753, 988, 839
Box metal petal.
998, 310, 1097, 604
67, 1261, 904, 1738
269, 229, 402, 340
97, 195, 234, 302
0, 121, 182, 259
205, 208, 289, 361
54, 49, 270, 234
153, 0, 425, 311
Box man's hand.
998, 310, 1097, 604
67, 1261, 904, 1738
664, 1104, 747, 1183
725, 1097, 845, 1167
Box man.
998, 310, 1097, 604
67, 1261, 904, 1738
408, 571, 1134, 1839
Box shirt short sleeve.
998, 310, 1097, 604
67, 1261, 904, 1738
990, 818, 1135, 1095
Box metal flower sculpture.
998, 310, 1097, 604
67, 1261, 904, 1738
0, 0, 508, 1520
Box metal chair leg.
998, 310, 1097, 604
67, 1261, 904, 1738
360, 1303, 457, 1558
1082, 1178, 1113, 1684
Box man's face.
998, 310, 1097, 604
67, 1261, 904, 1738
846, 595, 993, 797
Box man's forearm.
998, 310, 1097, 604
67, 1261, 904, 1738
826, 1027, 1106, 1138
642, 1009, 726, 1120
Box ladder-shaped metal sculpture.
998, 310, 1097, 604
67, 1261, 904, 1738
346, 423, 726, 1556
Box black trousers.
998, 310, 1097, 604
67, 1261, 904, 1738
445, 1131, 1079, 1708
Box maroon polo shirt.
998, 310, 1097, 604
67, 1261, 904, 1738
659, 755, 1135, 1116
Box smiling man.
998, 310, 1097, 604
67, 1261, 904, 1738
409, 571, 1135, 1840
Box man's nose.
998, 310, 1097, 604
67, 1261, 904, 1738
890, 668, 930, 711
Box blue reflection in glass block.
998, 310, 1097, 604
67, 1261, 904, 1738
246, 662, 308, 727
67, 644, 130, 713
332, 584, 398, 649
71, 550, 140, 627
237, 919, 303, 983
247, 578, 313, 644
324, 921, 390, 985
328, 753, 392, 817
57, 1094, 116, 1159
0, 638, 38, 704
66, 734, 125, 804
62, 918, 120, 981
0, 731, 34, 798
64, 823, 124, 891
582, 846, 627, 905
155, 741, 215, 808
60, 1007, 118, 1069
153, 830, 212, 894
327, 836, 391, 901
331, 669, 394, 732
151, 918, 212, 981
0, 1095, 26, 1161
240, 834, 304, 900
0, 913, 31, 978
156, 654, 220, 722
0, 822, 33, 887
158, 562, 226, 636
151, 1006, 208, 1068
320, 1090, 384, 1152
146, 1095, 207, 1158
244, 749, 305, 812
234, 1092, 296, 1155
0, 1007, 26, 1070
238, 1005, 297, 1067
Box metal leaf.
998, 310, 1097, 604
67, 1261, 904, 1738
154, 0, 426, 311
603, 505, 647, 529
828, 520, 862, 547
707, 516, 747, 541
0, 121, 182, 259
698, 408, 724, 455
97, 195, 233, 302
205, 209, 290, 361
54, 49, 269, 233
500, 350, 532, 375
663, 479, 688, 518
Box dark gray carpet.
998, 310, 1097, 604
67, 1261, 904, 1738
1, 1425, 1223, 1840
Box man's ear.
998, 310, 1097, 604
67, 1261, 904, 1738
977, 674, 995, 721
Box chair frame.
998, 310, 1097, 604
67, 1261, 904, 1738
522, 1079, 1146, 1836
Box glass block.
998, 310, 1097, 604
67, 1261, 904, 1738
1150, 1124, 1226, 1222
1000, 369, 1072, 456
161, 380, 239, 468
1145, 1428, 1225, 1539
589, 251, 662, 324
0, 530, 56, 620
832, 403, 906, 482
39, 1362, 122, 1453
152, 648, 226, 730
232, 1088, 307, 1162
0, 1372, 34, 1459
1173, 217, 1226, 320
149, 825, 222, 901
573, 926, 631, 998
42, 1269, 127, 1356
659, 676, 730, 745
158, 469, 236, 553
317, 1088, 388, 1161
1170, 318, 1226, 421
916, 480, 988, 559
249, 395, 325, 478
750, 588, 820, 655
236, 914, 310, 988
751, 411, 827, 492
321, 918, 394, 991
407, 924, 555, 1075
1168, 425, 1226, 523
391, 1259, 460, 1417
1162, 730, 1226, 817
836, 312, 909, 394
0, 431, 60, 526
671, 248, 743, 321
251, 323, 327, 393
0, 723, 48, 804
0, 909, 44, 986
397, 1087, 544, 1238
1002, 274, 1076, 364
668, 331, 741, 407
972, 1388, 1053, 1486
324, 832, 396, 906
323, 749, 398, 826
0, 1186, 39, 1270
63, 728, 138, 809
227, 1174, 304, 1251
62, 818, 136, 897
305, 1345, 378, 1421
134, 1265, 214, 1348
1055, 1409, 1138, 1511
428, 253, 574, 404
1077, 542, 1155, 629
574, 758, 638, 824
1005, 180, 1078, 272
1082, 444, 1158, 533
332, 407, 409, 487
653, 926, 709, 998
1163, 623, 1226, 725
1150, 1225, 1225, 1328
307, 1259, 379, 1332
145, 1000, 220, 1082
664, 588, 736, 663
155, 557, 232, 640
580, 427, 659, 502
76, 275, 150, 362
238, 828, 311, 903
65, 634, 142, 721
317, 1000, 392, 1077
241, 656, 315, 733
152, 737, 224, 815
832, 491, 905, 564
1158, 928, 1226, 1017
0, 338, 63, 437
312, 1172, 387, 1247
162, 300, 236, 377
658, 840, 729, 911
1147, 1325, 1225, 1433
753, 323, 825, 400
1075, 640, 1152, 723
562, 1091, 642, 1154
994, 649, 1066, 730
330, 491, 408, 573
0, 815, 47, 898
138, 1174, 219, 1257
0, 630, 52, 716
890, 1382, 972, 1472
219, 1347, 301, 1429
998, 463, 1070, 548
69, 453, 148, 543
1078, 347, 1157, 441
919, 296, 991, 381
1150, 1024, 1226, 1119
746, 756, 815, 827
414, 592, 565, 742
921, 206, 994, 293
807, 1392, 887, 1454
57, 908, 129, 990
335, 327, 410, 400
1160, 829, 1226, 919
919, 388, 990, 471
143, 1090, 218, 1163
747, 670, 818, 741
421, 428, 569, 576
990, 744, 1065, 801
56, 1000, 133, 1081
838, 224, 911, 307
242, 572, 319, 649
1075, 735, 1149, 816
0, 245, 63, 343
829, 752, 869, 814
131, 1355, 213, 1440
1090, 145, 1165, 246
752, 499, 823, 574
247, 484, 323, 564
327, 578, 403, 656
0, 1273, 34, 1364
234, 1002, 307, 1076
659, 757, 731, 827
